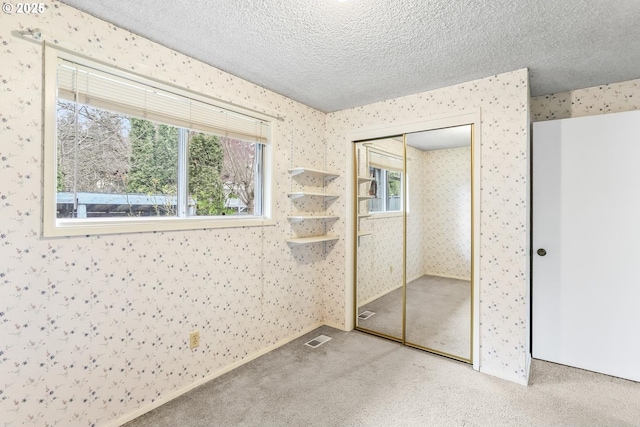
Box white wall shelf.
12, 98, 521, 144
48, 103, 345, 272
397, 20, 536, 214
289, 167, 339, 181
358, 176, 374, 183
288, 192, 339, 200
287, 166, 340, 245
286, 236, 339, 245
287, 215, 339, 223
356, 148, 373, 243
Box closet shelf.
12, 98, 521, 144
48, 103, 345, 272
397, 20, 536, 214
286, 235, 339, 245
288, 192, 339, 200
287, 215, 339, 223
289, 167, 339, 180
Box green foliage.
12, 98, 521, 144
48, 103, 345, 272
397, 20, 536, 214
56, 167, 66, 192
127, 119, 179, 195
188, 132, 231, 215
387, 171, 401, 196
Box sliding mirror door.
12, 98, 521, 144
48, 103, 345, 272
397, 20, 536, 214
354, 137, 405, 340
405, 125, 473, 361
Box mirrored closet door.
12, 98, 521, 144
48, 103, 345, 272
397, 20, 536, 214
354, 137, 405, 340
354, 124, 473, 363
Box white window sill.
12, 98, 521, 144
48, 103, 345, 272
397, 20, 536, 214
368, 212, 403, 219
44, 216, 276, 237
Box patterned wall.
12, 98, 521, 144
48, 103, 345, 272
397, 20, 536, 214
0, 2, 334, 426
356, 215, 403, 305
421, 147, 471, 279
405, 146, 427, 282
325, 69, 531, 383
531, 78, 640, 122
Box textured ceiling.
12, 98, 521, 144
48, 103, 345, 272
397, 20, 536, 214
60, 0, 640, 113
407, 125, 471, 151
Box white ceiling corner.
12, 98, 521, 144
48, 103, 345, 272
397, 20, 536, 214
60, 0, 640, 113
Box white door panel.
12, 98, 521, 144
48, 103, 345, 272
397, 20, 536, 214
532, 110, 640, 382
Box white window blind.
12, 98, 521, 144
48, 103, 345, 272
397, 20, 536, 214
56, 59, 269, 144
368, 150, 403, 172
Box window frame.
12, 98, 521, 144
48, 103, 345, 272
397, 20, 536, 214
42, 45, 275, 237
368, 166, 404, 215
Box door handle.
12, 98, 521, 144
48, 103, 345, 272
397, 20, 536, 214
537, 248, 547, 256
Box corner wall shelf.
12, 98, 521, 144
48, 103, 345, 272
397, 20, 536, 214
286, 236, 339, 245
286, 165, 341, 246
358, 195, 375, 200
358, 214, 372, 219
358, 176, 374, 183
288, 192, 339, 200
289, 167, 339, 180
287, 215, 339, 223
357, 231, 372, 237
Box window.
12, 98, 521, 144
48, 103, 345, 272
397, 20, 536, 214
367, 149, 403, 214
43, 47, 273, 236
368, 167, 402, 213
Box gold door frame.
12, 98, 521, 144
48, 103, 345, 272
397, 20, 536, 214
353, 123, 475, 365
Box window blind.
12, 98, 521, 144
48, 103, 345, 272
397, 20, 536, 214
369, 150, 403, 172
56, 59, 269, 144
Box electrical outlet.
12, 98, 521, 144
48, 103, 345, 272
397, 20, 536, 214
189, 330, 200, 349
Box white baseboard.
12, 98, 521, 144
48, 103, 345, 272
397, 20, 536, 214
106, 322, 325, 427
422, 272, 471, 282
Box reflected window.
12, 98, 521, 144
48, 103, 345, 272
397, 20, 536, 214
368, 166, 402, 213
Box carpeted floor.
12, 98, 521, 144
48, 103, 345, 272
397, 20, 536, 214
358, 274, 471, 359
124, 326, 640, 427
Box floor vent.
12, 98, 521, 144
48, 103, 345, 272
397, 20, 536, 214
358, 311, 376, 320
305, 335, 332, 348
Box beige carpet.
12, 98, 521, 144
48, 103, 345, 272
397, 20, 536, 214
124, 326, 640, 427
358, 274, 471, 359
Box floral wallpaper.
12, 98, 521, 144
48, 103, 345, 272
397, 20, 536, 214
420, 146, 471, 280
355, 215, 403, 306
531, 78, 640, 122
0, 2, 335, 426
405, 145, 427, 282
325, 68, 531, 384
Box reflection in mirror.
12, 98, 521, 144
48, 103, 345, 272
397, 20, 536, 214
354, 137, 404, 339
405, 125, 472, 360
